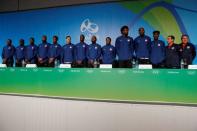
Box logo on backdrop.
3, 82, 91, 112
80, 19, 99, 41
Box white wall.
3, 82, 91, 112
0, 95, 197, 131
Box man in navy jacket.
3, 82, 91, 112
48, 36, 62, 67
2, 39, 15, 67
179, 34, 196, 68
150, 31, 165, 68
25, 37, 38, 64
165, 35, 181, 69
74, 35, 88, 67
61, 36, 75, 66
115, 25, 134, 68
15, 39, 26, 67
87, 35, 101, 68
134, 27, 151, 64
101, 37, 116, 66
37, 35, 50, 67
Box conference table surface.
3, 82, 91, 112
0, 68, 196, 106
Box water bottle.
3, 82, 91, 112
135, 59, 139, 69
55, 59, 58, 68
181, 59, 184, 69
132, 59, 136, 69
22, 60, 25, 67
93, 60, 98, 68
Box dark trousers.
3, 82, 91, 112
87, 60, 99, 68
87, 62, 95, 68
48, 62, 55, 67
165, 65, 181, 69
37, 61, 48, 67
15, 61, 22, 67
3, 59, 13, 67
183, 65, 189, 69
152, 61, 165, 69
118, 60, 132, 68
112, 60, 119, 68
74, 60, 87, 68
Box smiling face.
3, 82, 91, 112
167, 36, 174, 45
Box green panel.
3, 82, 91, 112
0, 68, 197, 105
121, 0, 182, 43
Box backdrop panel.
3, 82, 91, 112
0, 0, 197, 63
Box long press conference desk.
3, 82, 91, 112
0, 68, 197, 106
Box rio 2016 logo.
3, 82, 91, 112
80, 19, 99, 41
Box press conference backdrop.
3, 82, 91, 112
0, 0, 197, 64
